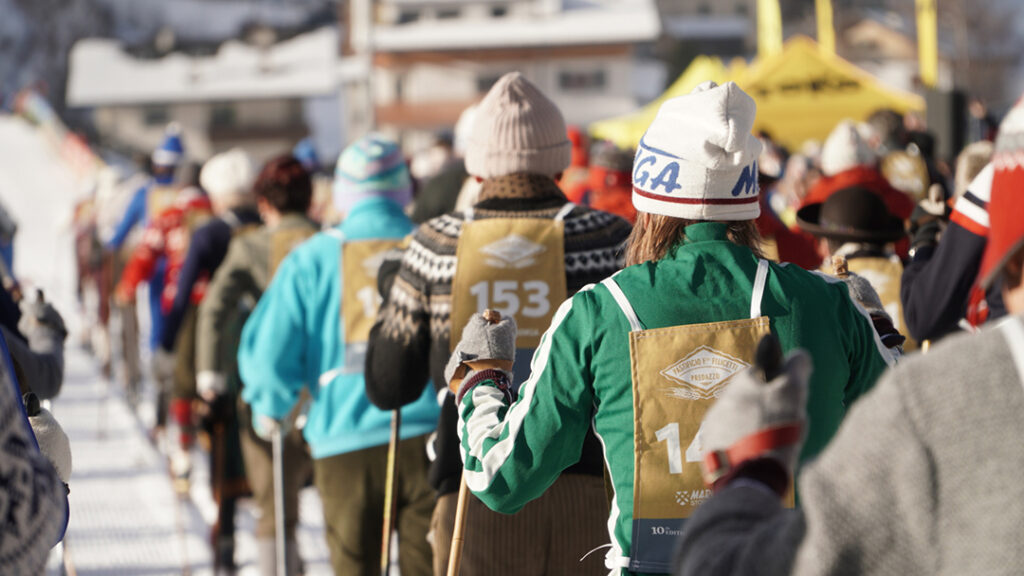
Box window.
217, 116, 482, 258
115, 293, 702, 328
210, 103, 236, 128
558, 70, 607, 91
491, 5, 508, 17
477, 73, 503, 94
437, 8, 460, 19
398, 10, 419, 24
143, 105, 169, 126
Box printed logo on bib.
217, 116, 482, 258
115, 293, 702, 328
360, 250, 388, 277
660, 346, 750, 400
674, 489, 712, 507
480, 235, 547, 269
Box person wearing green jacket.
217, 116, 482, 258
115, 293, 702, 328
196, 155, 318, 575
444, 82, 895, 575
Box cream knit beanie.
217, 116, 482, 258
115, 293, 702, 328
820, 120, 876, 177
633, 81, 762, 221
200, 148, 255, 202
465, 72, 571, 178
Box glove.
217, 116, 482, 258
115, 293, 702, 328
18, 294, 68, 352
24, 393, 72, 484
444, 312, 517, 402
251, 413, 281, 442
908, 184, 951, 250
196, 371, 228, 403
700, 337, 811, 497
838, 270, 906, 350
152, 348, 177, 388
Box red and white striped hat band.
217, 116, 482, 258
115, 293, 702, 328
630, 81, 763, 221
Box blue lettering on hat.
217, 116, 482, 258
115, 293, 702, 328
649, 162, 681, 195
633, 153, 656, 188
731, 162, 758, 197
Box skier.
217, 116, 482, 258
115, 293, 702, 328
443, 81, 894, 575
672, 94, 1024, 576
797, 186, 912, 349
238, 136, 440, 576
114, 184, 212, 485
366, 72, 632, 575
196, 154, 318, 576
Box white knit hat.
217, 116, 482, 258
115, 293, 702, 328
632, 81, 762, 221
200, 148, 255, 201
820, 120, 876, 177
465, 72, 571, 178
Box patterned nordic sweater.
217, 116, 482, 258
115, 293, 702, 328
366, 173, 632, 495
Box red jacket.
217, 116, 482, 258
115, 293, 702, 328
115, 189, 212, 312
800, 165, 914, 259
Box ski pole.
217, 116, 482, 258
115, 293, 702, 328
446, 308, 502, 576
272, 423, 287, 576
380, 409, 402, 576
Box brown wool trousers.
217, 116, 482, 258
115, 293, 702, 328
313, 434, 434, 576
430, 473, 609, 576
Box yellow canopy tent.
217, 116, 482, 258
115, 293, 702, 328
591, 36, 924, 151
737, 36, 924, 149
589, 55, 729, 149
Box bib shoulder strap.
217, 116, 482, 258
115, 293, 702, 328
601, 277, 643, 332
750, 258, 770, 319
999, 316, 1024, 393
554, 202, 575, 222
324, 228, 345, 242
463, 207, 474, 223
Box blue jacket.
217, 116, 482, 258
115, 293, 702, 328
239, 197, 439, 459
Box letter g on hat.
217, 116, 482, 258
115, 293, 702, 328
632, 81, 763, 221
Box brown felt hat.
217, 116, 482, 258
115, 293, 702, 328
796, 186, 906, 244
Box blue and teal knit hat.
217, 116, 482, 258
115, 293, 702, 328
151, 122, 185, 167
333, 135, 412, 213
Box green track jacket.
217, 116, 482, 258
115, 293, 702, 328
457, 223, 895, 574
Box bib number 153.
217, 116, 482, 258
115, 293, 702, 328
469, 280, 550, 318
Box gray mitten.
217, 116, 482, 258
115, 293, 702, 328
444, 313, 517, 399
25, 395, 72, 484
18, 294, 68, 354
836, 268, 906, 351
700, 348, 811, 488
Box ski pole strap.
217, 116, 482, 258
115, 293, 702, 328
701, 423, 802, 486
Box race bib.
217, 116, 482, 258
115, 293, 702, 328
269, 227, 315, 278
147, 185, 179, 220
341, 239, 400, 371
450, 217, 567, 353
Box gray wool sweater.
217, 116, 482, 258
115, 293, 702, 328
676, 313, 1024, 576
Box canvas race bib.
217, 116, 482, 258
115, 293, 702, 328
450, 205, 572, 385
147, 184, 179, 220
341, 238, 400, 372
268, 227, 315, 278
603, 259, 790, 573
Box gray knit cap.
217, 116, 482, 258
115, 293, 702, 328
465, 72, 571, 178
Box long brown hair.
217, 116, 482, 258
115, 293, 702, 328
625, 212, 765, 266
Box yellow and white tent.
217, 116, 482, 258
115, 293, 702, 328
591, 36, 925, 151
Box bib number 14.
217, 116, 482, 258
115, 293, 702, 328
469, 280, 550, 318
655, 422, 704, 475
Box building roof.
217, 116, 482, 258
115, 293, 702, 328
67, 27, 344, 107
371, 0, 661, 52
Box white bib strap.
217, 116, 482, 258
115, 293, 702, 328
554, 202, 575, 222
601, 277, 643, 332
750, 258, 769, 319
464, 206, 475, 223
999, 316, 1024, 394
325, 228, 345, 241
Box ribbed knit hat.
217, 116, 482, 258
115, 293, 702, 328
979, 95, 1024, 289
820, 120, 875, 177
200, 148, 255, 202
152, 122, 185, 167
333, 134, 412, 213
465, 72, 571, 178
632, 81, 762, 221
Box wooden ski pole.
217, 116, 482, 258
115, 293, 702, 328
446, 309, 502, 576
380, 409, 402, 576
272, 424, 287, 576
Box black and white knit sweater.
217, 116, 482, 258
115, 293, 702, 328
366, 173, 632, 496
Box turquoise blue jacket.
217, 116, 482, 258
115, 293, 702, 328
239, 197, 439, 459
